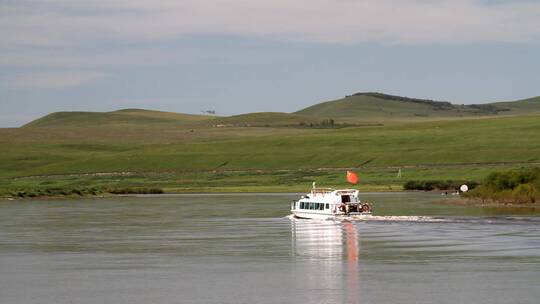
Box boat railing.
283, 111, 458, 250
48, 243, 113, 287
335, 189, 359, 194
311, 188, 334, 194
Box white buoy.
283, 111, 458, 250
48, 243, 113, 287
460, 184, 469, 192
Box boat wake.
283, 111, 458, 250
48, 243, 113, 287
285, 214, 446, 223
286, 214, 540, 224
345, 215, 447, 222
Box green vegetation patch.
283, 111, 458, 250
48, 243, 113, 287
464, 167, 540, 204
2, 107, 540, 198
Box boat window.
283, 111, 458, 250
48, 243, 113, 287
325, 203, 329, 209
319, 204, 324, 210
341, 195, 351, 203
310, 203, 316, 210
301, 202, 305, 209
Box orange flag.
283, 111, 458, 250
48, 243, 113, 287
346, 171, 359, 184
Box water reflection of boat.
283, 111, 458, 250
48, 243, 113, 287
291, 218, 345, 258
291, 219, 359, 261
290, 186, 373, 220
291, 218, 360, 302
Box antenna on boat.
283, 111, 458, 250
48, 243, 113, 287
312, 182, 316, 189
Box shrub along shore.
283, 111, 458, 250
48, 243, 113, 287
4, 187, 164, 199
462, 167, 540, 204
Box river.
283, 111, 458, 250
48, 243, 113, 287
0, 192, 539, 304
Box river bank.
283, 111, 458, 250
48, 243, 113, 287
1, 184, 404, 200
0, 164, 514, 200
2, 166, 538, 205
440, 197, 540, 208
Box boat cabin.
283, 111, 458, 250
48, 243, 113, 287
291, 187, 372, 219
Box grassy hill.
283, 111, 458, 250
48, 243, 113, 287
8, 114, 540, 176
489, 96, 540, 114
23, 109, 213, 128
22, 93, 540, 130
2, 92, 540, 196
203, 112, 335, 127
295, 92, 539, 120
2, 113, 540, 196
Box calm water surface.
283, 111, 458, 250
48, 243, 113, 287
0, 192, 539, 304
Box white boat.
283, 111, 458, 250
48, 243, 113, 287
290, 185, 373, 220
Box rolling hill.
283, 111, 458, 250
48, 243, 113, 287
21, 93, 540, 129
23, 109, 214, 128
489, 96, 540, 114
295, 92, 540, 119
203, 112, 328, 127
3, 92, 540, 195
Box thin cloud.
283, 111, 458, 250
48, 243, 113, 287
1, 0, 540, 73
0, 48, 184, 68
3, 70, 108, 89
2, 0, 540, 47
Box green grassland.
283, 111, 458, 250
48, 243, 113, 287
203, 112, 320, 127
2, 102, 540, 197
2, 92, 540, 198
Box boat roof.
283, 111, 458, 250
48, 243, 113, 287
310, 188, 358, 194
335, 189, 358, 193
311, 188, 334, 192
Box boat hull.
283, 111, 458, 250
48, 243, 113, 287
291, 210, 372, 220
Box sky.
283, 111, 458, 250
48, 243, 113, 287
1, 0, 540, 127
